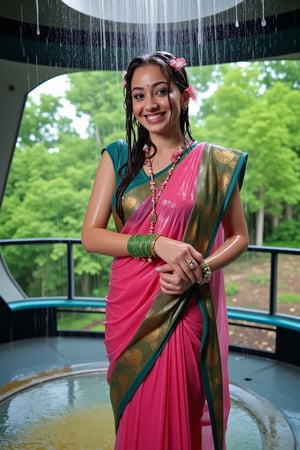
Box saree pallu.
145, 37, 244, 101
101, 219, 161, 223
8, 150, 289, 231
104, 142, 247, 450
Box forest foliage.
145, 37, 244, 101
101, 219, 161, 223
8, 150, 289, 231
0, 60, 299, 297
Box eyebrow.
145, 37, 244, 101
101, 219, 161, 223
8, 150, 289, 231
131, 81, 169, 93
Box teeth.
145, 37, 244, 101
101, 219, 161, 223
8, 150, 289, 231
147, 114, 162, 120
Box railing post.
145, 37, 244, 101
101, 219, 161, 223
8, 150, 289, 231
269, 251, 278, 315
67, 241, 75, 299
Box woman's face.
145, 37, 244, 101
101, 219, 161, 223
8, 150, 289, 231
130, 64, 185, 138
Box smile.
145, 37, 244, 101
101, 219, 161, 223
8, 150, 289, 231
145, 113, 165, 121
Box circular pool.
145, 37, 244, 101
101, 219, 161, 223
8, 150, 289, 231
0, 369, 295, 449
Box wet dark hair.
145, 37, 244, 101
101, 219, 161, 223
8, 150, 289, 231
116, 51, 194, 223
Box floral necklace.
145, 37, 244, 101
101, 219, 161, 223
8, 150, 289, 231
143, 141, 193, 233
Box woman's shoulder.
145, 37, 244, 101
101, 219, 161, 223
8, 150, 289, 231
103, 139, 128, 170
104, 139, 128, 154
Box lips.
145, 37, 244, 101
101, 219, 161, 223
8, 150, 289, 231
145, 112, 165, 123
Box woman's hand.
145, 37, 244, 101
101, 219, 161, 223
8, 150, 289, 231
156, 264, 197, 295
154, 236, 203, 284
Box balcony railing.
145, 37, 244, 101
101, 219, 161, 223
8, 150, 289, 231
0, 238, 299, 364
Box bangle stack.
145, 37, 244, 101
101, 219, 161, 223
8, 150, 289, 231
198, 261, 212, 285
127, 233, 161, 263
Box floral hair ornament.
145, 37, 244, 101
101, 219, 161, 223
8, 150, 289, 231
185, 85, 197, 100
169, 57, 187, 71
122, 70, 127, 88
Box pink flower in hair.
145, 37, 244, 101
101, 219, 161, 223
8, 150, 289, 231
122, 70, 127, 87
169, 57, 187, 71
185, 85, 197, 100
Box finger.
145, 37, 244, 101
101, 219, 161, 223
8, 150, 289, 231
186, 258, 198, 270
189, 250, 203, 266
157, 262, 190, 282
160, 282, 181, 295
156, 263, 173, 273
160, 278, 192, 295
179, 262, 202, 283
160, 279, 174, 294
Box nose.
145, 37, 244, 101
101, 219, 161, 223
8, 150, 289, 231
144, 94, 158, 110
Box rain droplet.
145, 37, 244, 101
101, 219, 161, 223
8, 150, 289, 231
35, 0, 40, 35
261, 0, 266, 27
235, 0, 239, 28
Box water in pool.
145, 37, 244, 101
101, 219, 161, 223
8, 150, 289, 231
0, 372, 262, 449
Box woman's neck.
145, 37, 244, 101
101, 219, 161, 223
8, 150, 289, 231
149, 134, 185, 156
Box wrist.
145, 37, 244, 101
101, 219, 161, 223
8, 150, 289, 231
150, 233, 161, 257
198, 260, 212, 285
127, 233, 161, 262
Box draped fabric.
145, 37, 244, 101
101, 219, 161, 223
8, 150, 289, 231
104, 141, 247, 450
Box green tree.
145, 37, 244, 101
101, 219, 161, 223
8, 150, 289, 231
1, 89, 113, 297
1, 61, 300, 298
234, 88, 300, 245
66, 71, 125, 146
192, 62, 300, 245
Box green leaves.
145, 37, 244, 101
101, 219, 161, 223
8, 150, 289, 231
191, 61, 300, 245
1, 61, 299, 296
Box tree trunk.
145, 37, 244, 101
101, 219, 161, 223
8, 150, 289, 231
285, 205, 293, 220
272, 214, 279, 232
95, 125, 101, 148
81, 272, 90, 297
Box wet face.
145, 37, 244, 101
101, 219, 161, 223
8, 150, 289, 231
130, 64, 186, 138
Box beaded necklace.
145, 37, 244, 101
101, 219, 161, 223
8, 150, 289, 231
143, 141, 193, 233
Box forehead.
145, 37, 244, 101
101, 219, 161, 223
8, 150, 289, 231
131, 64, 168, 87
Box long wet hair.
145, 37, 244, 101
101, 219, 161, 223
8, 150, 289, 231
115, 51, 194, 223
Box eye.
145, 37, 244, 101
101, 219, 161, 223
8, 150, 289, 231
156, 88, 169, 96
132, 93, 144, 101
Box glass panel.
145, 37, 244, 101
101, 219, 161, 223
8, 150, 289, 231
229, 321, 276, 353
277, 254, 300, 318
224, 252, 271, 312
1, 243, 68, 298
57, 309, 105, 333
73, 245, 112, 298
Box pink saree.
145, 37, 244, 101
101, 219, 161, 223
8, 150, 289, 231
104, 142, 247, 450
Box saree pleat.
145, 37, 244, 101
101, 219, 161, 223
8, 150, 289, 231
105, 142, 247, 450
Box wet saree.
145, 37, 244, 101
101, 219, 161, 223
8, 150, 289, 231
104, 141, 247, 450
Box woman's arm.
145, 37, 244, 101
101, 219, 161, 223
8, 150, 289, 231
205, 184, 249, 271
81, 151, 131, 257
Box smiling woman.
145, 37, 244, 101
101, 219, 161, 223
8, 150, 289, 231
1, 0, 299, 448
81, 50, 248, 450
131, 65, 186, 145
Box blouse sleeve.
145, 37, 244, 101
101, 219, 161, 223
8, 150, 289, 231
102, 139, 128, 208
103, 139, 128, 178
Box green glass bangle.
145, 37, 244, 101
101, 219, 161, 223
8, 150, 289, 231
127, 233, 160, 260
